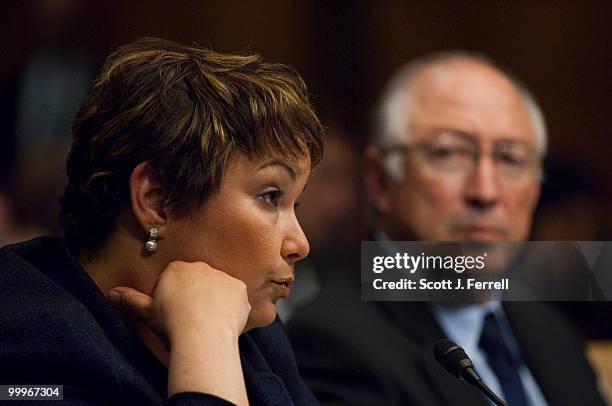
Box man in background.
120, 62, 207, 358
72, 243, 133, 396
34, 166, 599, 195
288, 53, 606, 405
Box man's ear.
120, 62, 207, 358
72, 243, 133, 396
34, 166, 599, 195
364, 146, 392, 214
129, 162, 168, 233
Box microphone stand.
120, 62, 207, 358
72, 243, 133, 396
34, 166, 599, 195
475, 380, 506, 406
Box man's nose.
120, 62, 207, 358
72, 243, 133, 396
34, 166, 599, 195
464, 156, 500, 210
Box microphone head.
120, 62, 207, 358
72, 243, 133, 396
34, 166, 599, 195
433, 339, 505, 404
433, 338, 475, 380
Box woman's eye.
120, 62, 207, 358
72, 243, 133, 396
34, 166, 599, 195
259, 190, 282, 206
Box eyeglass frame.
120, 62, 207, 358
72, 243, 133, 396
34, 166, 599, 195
379, 130, 545, 185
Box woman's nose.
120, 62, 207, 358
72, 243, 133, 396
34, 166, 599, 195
281, 219, 310, 264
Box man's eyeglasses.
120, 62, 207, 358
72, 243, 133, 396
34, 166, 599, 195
380, 131, 543, 185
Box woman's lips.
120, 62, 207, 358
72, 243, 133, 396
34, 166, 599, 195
271, 278, 293, 298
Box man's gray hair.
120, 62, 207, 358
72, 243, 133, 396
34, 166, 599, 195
371, 51, 548, 179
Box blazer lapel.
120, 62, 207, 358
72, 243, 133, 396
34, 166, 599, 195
239, 333, 295, 406
503, 302, 569, 406
379, 301, 489, 406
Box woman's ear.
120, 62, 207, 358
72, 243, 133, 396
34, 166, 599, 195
129, 162, 168, 231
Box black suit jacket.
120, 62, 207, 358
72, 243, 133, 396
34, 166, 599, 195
287, 275, 606, 406
0, 237, 318, 405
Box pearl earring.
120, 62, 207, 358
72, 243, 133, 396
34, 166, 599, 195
145, 226, 158, 252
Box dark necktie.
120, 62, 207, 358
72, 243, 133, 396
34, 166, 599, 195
479, 313, 529, 406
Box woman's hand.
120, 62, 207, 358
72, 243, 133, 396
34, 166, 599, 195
108, 260, 251, 344
108, 260, 251, 406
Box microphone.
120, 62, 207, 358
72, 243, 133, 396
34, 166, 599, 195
433, 338, 506, 406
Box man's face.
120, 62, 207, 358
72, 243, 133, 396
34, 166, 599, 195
370, 59, 541, 242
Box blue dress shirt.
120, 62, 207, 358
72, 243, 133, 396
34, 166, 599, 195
432, 301, 549, 406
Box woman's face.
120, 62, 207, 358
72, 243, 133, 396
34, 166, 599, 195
163, 152, 311, 329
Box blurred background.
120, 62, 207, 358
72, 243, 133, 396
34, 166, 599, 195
2, 0, 612, 246
1, 0, 611, 392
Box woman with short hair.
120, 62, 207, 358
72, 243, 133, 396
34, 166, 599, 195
0, 37, 323, 405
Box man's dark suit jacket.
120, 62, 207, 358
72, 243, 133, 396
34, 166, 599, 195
0, 237, 319, 405
287, 274, 606, 406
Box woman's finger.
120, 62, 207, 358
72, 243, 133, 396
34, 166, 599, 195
108, 287, 153, 322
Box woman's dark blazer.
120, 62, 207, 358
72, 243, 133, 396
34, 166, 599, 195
0, 237, 318, 405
